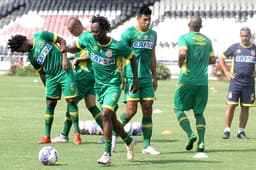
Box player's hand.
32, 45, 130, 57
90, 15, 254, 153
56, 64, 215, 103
153, 77, 158, 91
225, 71, 235, 80
62, 59, 68, 71
72, 59, 78, 70
130, 79, 139, 93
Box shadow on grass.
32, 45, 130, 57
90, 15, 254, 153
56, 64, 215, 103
116, 159, 221, 167
207, 148, 256, 153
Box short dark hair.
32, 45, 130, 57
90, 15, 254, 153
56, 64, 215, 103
240, 27, 251, 34
7, 35, 27, 52
91, 15, 111, 32
136, 5, 152, 17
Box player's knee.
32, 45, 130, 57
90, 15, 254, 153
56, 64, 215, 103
101, 110, 112, 121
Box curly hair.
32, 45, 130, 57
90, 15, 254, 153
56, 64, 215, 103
91, 15, 111, 32
7, 35, 27, 52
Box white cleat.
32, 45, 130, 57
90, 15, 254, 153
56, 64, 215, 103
126, 141, 135, 161
51, 134, 69, 143
142, 145, 160, 155
97, 152, 111, 166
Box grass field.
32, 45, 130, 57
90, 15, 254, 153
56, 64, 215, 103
1, 76, 256, 170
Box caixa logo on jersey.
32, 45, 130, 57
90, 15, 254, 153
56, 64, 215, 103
132, 41, 153, 49
37, 44, 52, 65
90, 52, 115, 65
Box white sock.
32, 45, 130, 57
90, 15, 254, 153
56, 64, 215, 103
238, 128, 244, 134
224, 127, 231, 132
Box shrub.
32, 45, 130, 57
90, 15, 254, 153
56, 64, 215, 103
156, 63, 171, 80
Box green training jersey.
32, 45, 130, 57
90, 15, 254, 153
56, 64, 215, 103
74, 49, 92, 73
121, 26, 157, 78
76, 31, 133, 85
178, 32, 215, 85
28, 31, 66, 78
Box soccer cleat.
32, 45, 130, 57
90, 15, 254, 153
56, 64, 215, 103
142, 145, 160, 155
97, 152, 111, 166
237, 131, 248, 139
51, 134, 69, 143
222, 131, 230, 139
38, 136, 51, 144
186, 134, 197, 151
196, 143, 205, 152
73, 133, 81, 145
126, 141, 135, 161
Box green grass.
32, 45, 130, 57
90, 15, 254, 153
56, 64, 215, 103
1, 76, 256, 170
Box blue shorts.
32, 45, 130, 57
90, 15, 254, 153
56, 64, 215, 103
227, 82, 256, 106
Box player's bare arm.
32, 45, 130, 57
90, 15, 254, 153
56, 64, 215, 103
151, 48, 158, 91
178, 48, 187, 68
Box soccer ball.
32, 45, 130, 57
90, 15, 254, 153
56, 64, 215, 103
38, 146, 58, 165
79, 120, 89, 135
124, 122, 133, 135
131, 121, 142, 135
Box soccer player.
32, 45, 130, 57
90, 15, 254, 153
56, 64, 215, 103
220, 27, 256, 139
112, 5, 160, 155
7, 31, 81, 145
66, 16, 139, 165
173, 16, 216, 152
51, 17, 103, 143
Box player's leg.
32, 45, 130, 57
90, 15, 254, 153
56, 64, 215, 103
112, 77, 139, 152
223, 104, 236, 139
140, 100, 159, 155
112, 113, 134, 161
85, 94, 103, 130
174, 84, 196, 150
97, 108, 112, 165
39, 78, 59, 144
62, 73, 81, 144
237, 106, 249, 139
193, 85, 208, 152
38, 99, 57, 144
237, 86, 255, 139
66, 97, 81, 144
140, 78, 159, 155
223, 82, 239, 139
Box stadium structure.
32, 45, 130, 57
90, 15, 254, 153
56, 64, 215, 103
0, 0, 255, 76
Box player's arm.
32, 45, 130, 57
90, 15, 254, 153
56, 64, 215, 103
66, 44, 81, 53
129, 54, 139, 93
151, 47, 158, 91
219, 54, 234, 80
56, 36, 69, 71
208, 43, 216, 64
72, 54, 90, 69
178, 47, 187, 68
209, 55, 216, 64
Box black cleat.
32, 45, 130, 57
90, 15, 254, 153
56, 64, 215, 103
186, 134, 197, 151
222, 131, 230, 139
237, 131, 248, 139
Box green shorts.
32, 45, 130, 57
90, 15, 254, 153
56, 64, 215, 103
75, 70, 95, 101
123, 77, 155, 103
46, 71, 78, 100
95, 83, 121, 111
173, 83, 208, 114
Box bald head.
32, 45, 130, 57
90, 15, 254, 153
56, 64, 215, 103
188, 16, 202, 32
66, 17, 84, 37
